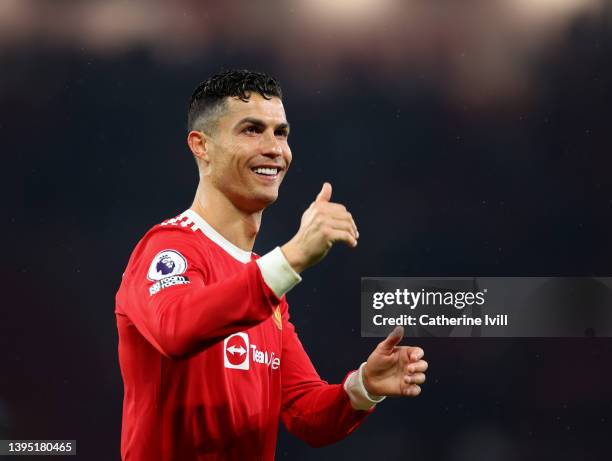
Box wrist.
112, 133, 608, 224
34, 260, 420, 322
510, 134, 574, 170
361, 363, 375, 396
280, 242, 307, 274
359, 363, 386, 402
256, 247, 302, 298
343, 364, 386, 411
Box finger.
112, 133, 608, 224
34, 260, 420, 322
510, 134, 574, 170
350, 214, 359, 239
404, 373, 426, 385
327, 229, 357, 248
378, 326, 404, 353
408, 347, 424, 362
403, 384, 421, 397
322, 208, 358, 239
317, 202, 347, 214
312, 203, 359, 239
315, 182, 332, 203
406, 360, 428, 374
333, 210, 358, 239
330, 218, 358, 240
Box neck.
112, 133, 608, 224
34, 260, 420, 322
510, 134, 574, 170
190, 181, 262, 252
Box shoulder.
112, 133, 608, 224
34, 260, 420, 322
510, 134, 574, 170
124, 211, 212, 275
142, 213, 203, 252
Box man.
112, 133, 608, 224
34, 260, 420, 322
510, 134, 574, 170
115, 69, 428, 460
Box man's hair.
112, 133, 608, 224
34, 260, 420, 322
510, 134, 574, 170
187, 69, 283, 134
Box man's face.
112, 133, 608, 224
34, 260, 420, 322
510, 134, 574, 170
203, 93, 292, 213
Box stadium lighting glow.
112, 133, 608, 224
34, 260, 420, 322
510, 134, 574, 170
295, 0, 396, 28
508, 0, 601, 22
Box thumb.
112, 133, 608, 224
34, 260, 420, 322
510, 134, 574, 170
315, 182, 332, 203
378, 326, 404, 353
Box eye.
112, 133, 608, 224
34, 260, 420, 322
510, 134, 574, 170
243, 125, 261, 135
275, 128, 289, 138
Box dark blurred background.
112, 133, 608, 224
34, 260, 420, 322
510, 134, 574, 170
3, 0, 612, 459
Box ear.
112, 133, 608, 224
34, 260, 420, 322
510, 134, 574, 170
187, 130, 210, 164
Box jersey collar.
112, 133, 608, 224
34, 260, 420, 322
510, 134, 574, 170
181, 209, 252, 264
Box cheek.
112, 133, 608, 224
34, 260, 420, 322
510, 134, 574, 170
284, 147, 293, 168
214, 144, 245, 175
227, 142, 251, 168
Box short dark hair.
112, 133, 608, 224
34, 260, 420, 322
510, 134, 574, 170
187, 69, 283, 134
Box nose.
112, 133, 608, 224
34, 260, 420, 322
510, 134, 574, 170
261, 131, 283, 158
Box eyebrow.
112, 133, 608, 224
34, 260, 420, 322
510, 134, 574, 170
235, 117, 290, 132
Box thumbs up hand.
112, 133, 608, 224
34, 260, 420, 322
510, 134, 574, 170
361, 326, 428, 397
315, 182, 333, 203
281, 182, 359, 273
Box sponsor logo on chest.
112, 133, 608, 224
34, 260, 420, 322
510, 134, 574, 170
223, 332, 280, 371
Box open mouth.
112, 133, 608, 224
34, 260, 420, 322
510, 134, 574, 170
251, 166, 281, 177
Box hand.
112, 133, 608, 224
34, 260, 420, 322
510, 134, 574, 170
362, 326, 427, 397
281, 182, 359, 273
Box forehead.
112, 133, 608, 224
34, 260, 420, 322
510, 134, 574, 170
221, 93, 287, 126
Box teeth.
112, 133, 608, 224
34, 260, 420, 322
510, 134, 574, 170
253, 167, 279, 176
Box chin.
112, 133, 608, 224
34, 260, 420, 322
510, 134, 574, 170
254, 191, 278, 209
236, 190, 279, 213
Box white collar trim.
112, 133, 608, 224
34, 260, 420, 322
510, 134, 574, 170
181, 209, 252, 264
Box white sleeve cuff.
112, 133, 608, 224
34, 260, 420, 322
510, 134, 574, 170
343, 362, 386, 411
256, 247, 302, 298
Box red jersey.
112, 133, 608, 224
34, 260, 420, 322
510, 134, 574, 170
115, 209, 373, 461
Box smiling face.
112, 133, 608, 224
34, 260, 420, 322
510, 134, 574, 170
192, 93, 292, 213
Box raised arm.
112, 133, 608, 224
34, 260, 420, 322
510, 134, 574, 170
116, 229, 295, 359
280, 308, 375, 447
